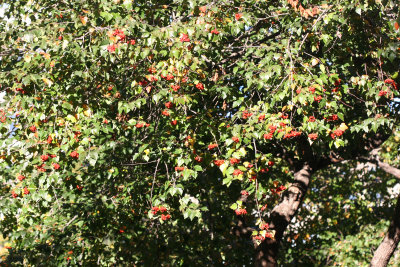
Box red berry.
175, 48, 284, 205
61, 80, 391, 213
308, 133, 318, 140
165, 102, 174, 109
107, 44, 116, 52
230, 158, 240, 165
208, 143, 218, 150
233, 169, 243, 176
52, 163, 60, 170
70, 151, 79, 159
214, 160, 225, 166
196, 83, 204, 90
180, 33, 190, 42
23, 187, 30, 195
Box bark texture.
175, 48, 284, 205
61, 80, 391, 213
370, 152, 400, 267
255, 163, 313, 267
370, 193, 400, 267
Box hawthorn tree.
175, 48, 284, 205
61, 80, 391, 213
0, 0, 399, 266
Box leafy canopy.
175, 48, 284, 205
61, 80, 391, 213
0, 0, 399, 265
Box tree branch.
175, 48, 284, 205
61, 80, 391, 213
370, 193, 400, 267
255, 163, 313, 267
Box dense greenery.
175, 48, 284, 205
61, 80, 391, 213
0, 0, 399, 265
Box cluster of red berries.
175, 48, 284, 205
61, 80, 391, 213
112, 29, 125, 41
233, 169, 243, 176
253, 231, 274, 241
241, 190, 249, 196
41, 154, 56, 162
280, 113, 288, 119
214, 160, 225, 166
235, 208, 247, 216
70, 151, 79, 159
260, 223, 269, 230
331, 79, 341, 92
196, 83, 204, 90
16, 87, 26, 94
135, 122, 151, 128
161, 214, 171, 221
11, 187, 30, 198
314, 95, 323, 102
264, 125, 277, 140
242, 110, 253, 119
165, 102, 174, 109
326, 114, 338, 121
152, 206, 167, 215
107, 29, 136, 52
330, 128, 344, 139
0, 109, 6, 123
230, 158, 240, 165
210, 29, 219, 35
152, 206, 171, 221
308, 133, 318, 140
385, 78, 398, 90
208, 143, 218, 150
271, 185, 286, 195
180, 33, 190, 42
161, 74, 174, 81
171, 84, 180, 92
283, 130, 302, 139
379, 90, 387, 96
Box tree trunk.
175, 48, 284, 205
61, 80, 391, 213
370, 193, 400, 267
255, 163, 313, 267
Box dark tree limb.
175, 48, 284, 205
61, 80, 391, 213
364, 149, 400, 267
370, 193, 400, 267
255, 163, 313, 267
368, 148, 400, 179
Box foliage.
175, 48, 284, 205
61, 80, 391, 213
282, 157, 400, 266
0, 0, 399, 265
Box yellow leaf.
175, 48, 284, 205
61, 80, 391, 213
219, 162, 229, 173
80, 16, 88, 25
238, 147, 247, 157
311, 58, 319, 66
42, 77, 53, 87
83, 109, 92, 117
42, 53, 50, 60
339, 123, 348, 131
66, 114, 77, 123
